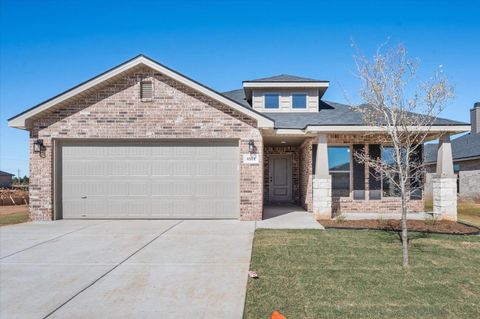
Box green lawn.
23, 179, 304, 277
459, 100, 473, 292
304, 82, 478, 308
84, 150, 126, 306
244, 229, 480, 319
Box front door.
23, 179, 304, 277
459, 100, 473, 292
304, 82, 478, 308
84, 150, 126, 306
268, 155, 292, 202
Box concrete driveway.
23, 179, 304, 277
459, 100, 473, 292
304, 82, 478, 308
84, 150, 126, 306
0, 219, 255, 319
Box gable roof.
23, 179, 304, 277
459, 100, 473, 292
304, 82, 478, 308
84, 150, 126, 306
424, 133, 480, 163
244, 74, 327, 83
8, 55, 274, 130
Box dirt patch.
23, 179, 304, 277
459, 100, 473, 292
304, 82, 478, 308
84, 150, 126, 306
0, 205, 29, 216
320, 219, 479, 235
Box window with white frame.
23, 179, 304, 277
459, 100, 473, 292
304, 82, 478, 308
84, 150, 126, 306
328, 146, 351, 197
264, 93, 279, 109
292, 93, 307, 109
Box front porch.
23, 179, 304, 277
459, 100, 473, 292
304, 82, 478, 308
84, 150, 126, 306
257, 205, 323, 229
262, 133, 457, 220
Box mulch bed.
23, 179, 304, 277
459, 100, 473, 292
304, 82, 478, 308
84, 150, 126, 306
320, 219, 480, 235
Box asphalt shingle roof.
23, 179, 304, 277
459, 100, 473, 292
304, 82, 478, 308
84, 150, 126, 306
243, 74, 327, 82
424, 133, 480, 163
221, 89, 251, 107
221, 88, 467, 128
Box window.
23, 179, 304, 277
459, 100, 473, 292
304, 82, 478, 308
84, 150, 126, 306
381, 147, 401, 197
141, 81, 153, 99
292, 93, 307, 109
328, 146, 351, 197
264, 93, 279, 109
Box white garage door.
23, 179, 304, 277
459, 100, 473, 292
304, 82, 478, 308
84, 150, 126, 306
60, 140, 240, 219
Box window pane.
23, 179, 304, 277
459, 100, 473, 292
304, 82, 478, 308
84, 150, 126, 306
292, 93, 307, 108
328, 146, 350, 171
381, 147, 400, 197
332, 172, 350, 197
382, 174, 401, 197
328, 146, 350, 197
265, 94, 279, 109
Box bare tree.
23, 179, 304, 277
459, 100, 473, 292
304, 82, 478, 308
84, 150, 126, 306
352, 43, 454, 268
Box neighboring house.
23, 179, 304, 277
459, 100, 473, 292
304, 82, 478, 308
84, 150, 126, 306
0, 170, 14, 188
8, 55, 470, 222
424, 102, 480, 198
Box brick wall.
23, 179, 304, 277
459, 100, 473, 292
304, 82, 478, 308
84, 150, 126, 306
263, 146, 300, 204
29, 66, 263, 221
299, 138, 314, 211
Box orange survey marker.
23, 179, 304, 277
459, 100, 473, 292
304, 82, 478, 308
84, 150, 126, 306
270, 310, 286, 319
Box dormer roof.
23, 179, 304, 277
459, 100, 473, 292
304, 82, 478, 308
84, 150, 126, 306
242, 74, 329, 103
244, 74, 327, 83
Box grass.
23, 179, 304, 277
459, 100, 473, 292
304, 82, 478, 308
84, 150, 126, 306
425, 199, 480, 227
0, 205, 30, 226
244, 229, 480, 319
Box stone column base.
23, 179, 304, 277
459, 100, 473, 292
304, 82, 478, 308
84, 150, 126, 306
433, 175, 457, 221
313, 176, 332, 220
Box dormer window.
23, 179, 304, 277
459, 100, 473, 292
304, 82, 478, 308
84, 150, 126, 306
292, 93, 307, 109
265, 93, 279, 109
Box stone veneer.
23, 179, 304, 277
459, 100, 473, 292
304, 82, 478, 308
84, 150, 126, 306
433, 176, 457, 221
29, 66, 263, 221
312, 176, 332, 219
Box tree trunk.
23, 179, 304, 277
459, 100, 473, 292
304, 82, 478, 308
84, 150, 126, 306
401, 193, 409, 268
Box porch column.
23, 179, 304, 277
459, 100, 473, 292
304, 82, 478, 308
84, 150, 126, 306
313, 134, 332, 219
433, 135, 457, 220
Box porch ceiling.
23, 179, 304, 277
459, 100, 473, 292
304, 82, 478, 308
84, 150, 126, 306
263, 135, 306, 146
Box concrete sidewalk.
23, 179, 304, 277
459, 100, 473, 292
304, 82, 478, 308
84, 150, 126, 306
256, 205, 324, 229
1, 219, 255, 319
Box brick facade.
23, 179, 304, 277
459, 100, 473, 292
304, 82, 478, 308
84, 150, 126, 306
26, 67, 429, 221
29, 67, 263, 221
299, 138, 314, 211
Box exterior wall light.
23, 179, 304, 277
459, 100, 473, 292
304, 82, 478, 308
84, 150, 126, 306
248, 140, 255, 153
33, 139, 45, 153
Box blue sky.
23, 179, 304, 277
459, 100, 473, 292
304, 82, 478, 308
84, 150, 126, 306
1, 0, 479, 177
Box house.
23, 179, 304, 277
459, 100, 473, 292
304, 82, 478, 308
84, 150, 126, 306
0, 170, 14, 188
424, 102, 480, 198
7, 55, 470, 222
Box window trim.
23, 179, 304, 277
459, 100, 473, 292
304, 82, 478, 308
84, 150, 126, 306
264, 92, 280, 109
291, 92, 307, 109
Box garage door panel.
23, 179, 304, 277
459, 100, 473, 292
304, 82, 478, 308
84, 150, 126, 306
172, 161, 195, 176
86, 199, 107, 216
61, 141, 239, 219
151, 161, 172, 176
151, 199, 174, 217
128, 182, 150, 196
63, 199, 84, 218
